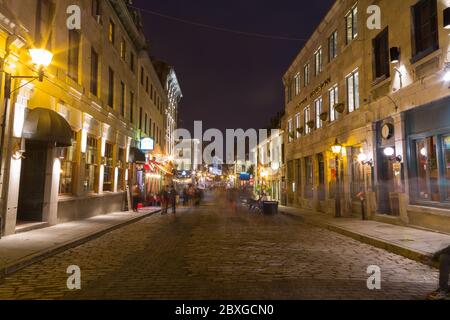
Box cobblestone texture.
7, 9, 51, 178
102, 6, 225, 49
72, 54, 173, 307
0, 194, 438, 300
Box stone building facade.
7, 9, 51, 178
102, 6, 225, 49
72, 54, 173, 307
283, 0, 450, 233
0, 0, 173, 236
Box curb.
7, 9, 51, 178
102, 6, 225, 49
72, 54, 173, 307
280, 210, 438, 268
0, 209, 161, 279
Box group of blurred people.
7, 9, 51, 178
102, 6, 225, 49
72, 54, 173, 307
182, 184, 204, 207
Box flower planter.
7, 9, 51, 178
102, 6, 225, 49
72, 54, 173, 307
334, 103, 345, 114
319, 112, 328, 122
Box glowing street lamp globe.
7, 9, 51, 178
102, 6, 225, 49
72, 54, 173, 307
29, 48, 53, 68
331, 139, 342, 155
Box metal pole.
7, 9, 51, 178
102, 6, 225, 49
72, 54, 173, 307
335, 155, 341, 218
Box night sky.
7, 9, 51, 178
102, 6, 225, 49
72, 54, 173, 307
132, 0, 335, 134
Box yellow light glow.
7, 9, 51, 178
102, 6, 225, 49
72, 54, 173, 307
357, 153, 367, 163
29, 48, 53, 67
331, 139, 342, 155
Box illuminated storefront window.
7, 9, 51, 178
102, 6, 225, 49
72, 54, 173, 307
60, 131, 78, 195
103, 142, 114, 192
84, 136, 98, 193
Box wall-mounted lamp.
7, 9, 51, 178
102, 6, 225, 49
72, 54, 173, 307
390, 47, 400, 64
444, 7, 450, 29
383, 147, 402, 162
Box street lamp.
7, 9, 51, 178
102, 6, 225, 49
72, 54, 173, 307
331, 139, 342, 218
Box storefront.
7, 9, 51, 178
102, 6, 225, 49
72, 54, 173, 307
406, 97, 450, 209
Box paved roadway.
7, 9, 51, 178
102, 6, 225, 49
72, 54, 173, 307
0, 192, 438, 300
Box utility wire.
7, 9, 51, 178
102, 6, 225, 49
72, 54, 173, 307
125, 3, 308, 42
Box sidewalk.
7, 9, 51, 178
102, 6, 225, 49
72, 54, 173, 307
279, 205, 450, 268
0, 208, 160, 277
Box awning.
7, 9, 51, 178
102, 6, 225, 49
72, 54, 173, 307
129, 147, 146, 163
22, 108, 73, 147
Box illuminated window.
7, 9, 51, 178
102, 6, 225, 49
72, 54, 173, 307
288, 118, 293, 143
314, 47, 323, 76
346, 70, 359, 112
294, 73, 301, 95
304, 64, 310, 87
328, 31, 338, 61
120, 39, 126, 60
304, 106, 311, 134
117, 148, 125, 192
60, 131, 78, 195
103, 142, 114, 192
345, 4, 358, 44
315, 97, 323, 129
329, 84, 339, 122
295, 113, 301, 138
108, 20, 115, 44
85, 136, 98, 193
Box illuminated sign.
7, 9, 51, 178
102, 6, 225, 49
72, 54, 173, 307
140, 138, 154, 152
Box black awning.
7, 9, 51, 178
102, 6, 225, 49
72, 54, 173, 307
129, 147, 146, 163
22, 108, 73, 147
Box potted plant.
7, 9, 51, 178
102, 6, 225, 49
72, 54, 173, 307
296, 127, 304, 135
334, 103, 345, 114
307, 120, 315, 129
288, 132, 295, 139
319, 111, 328, 122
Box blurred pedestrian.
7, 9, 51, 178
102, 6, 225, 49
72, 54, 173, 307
428, 245, 450, 300
169, 185, 178, 214
132, 184, 141, 212
160, 186, 169, 214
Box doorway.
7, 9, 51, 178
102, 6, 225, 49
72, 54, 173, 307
317, 153, 325, 201
377, 148, 396, 215
17, 140, 48, 222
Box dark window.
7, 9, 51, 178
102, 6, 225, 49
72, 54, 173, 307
373, 27, 390, 80
68, 30, 80, 82
139, 107, 143, 130
90, 47, 99, 96
120, 81, 125, 117
92, 0, 100, 16
144, 113, 148, 134
130, 52, 135, 73
108, 67, 114, 108
130, 91, 134, 124
412, 0, 438, 61
305, 157, 313, 198
140, 67, 144, 85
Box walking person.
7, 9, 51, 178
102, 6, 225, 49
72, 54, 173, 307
132, 184, 141, 212
160, 186, 169, 215
428, 245, 450, 300
169, 185, 178, 214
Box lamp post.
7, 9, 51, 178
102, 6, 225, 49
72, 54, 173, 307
0, 48, 53, 237
331, 139, 343, 218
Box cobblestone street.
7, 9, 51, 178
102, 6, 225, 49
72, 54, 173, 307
0, 193, 438, 300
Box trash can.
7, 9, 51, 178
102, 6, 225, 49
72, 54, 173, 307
262, 201, 279, 215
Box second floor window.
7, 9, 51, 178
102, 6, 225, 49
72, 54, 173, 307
108, 68, 114, 108
68, 30, 80, 82
314, 47, 323, 76
329, 84, 339, 122
287, 82, 293, 102
346, 70, 360, 113
295, 113, 301, 138
90, 47, 99, 96
315, 97, 323, 129
373, 28, 390, 80
345, 4, 358, 44
304, 106, 311, 134
328, 31, 338, 61
120, 81, 125, 117
304, 64, 310, 87
412, 0, 438, 61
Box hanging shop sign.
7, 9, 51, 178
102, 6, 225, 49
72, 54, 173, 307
140, 137, 154, 152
